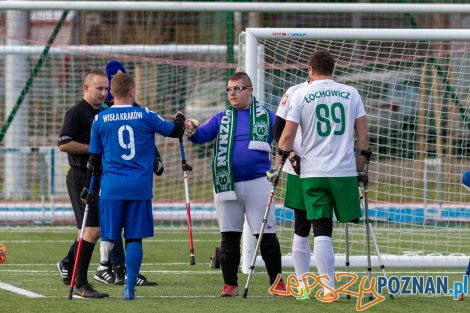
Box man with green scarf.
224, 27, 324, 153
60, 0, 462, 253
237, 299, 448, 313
185, 72, 287, 297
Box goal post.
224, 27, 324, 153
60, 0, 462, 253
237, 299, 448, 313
241, 28, 470, 272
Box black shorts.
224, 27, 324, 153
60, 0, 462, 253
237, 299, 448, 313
66, 167, 100, 228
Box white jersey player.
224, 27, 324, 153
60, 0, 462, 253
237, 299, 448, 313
273, 50, 369, 303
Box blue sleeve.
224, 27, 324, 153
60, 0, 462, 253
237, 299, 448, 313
269, 109, 276, 144
89, 117, 103, 154
189, 113, 222, 144
148, 110, 174, 137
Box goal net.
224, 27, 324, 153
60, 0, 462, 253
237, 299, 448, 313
241, 28, 470, 269
0, 10, 233, 229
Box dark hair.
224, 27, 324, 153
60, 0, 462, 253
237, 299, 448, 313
110, 73, 136, 99
229, 72, 253, 87
83, 69, 106, 85
308, 50, 335, 76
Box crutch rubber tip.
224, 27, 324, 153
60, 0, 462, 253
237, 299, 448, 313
190, 256, 196, 265
242, 289, 248, 298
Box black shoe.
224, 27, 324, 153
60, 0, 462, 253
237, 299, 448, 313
113, 265, 126, 285
136, 274, 158, 286
56, 261, 71, 285
72, 283, 109, 299
94, 267, 116, 284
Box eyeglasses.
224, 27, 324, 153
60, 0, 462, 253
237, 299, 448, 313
225, 86, 252, 94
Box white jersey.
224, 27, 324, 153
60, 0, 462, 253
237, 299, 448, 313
276, 81, 309, 175
287, 79, 366, 178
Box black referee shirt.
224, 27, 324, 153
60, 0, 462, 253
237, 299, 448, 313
58, 99, 100, 169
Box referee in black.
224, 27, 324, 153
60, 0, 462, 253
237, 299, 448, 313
57, 69, 109, 299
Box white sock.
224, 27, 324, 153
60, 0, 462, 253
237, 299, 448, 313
98, 240, 114, 271
292, 234, 310, 288
314, 236, 335, 293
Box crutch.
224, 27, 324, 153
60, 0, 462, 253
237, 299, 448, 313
179, 137, 196, 265
344, 222, 351, 299
357, 149, 374, 300
68, 175, 96, 300
358, 186, 394, 300
243, 157, 287, 298
358, 149, 394, 300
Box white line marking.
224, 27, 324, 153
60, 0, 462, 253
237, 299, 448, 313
0, 282, 45, 298
4, 262, 191, 266
2, 239, 219, 243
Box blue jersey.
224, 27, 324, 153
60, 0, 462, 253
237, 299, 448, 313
90, 105, 174, 199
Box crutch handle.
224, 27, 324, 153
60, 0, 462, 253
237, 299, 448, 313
182, 161, 192, 172
357, 149, 372, 161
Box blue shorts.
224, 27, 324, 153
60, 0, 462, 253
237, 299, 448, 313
99, 199, 154, 240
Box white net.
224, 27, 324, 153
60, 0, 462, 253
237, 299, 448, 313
251, 34, 470, 267
0, 44, 231, 229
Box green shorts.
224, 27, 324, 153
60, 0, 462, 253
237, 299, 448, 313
284, 174, 306, 211
301, 177, 362, 223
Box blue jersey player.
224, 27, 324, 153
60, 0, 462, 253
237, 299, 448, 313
88, 73, 185, 300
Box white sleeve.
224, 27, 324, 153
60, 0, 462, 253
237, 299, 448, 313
276, 91, 290, 119
286, 89, 301, 124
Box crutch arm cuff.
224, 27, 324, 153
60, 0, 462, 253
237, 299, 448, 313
277, 148, 291, 162
355, 149, 372, 160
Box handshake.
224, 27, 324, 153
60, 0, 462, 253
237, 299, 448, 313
167, 112, 199, 137
184, 118, 200, 137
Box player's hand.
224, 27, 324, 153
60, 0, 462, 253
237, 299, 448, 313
184, 119, 200, 137
153, 157, 164, 176
357, 171, 368, 184
173, 111, 186, 123
288, 153, 301, 175
80, 187, 89, 204
266, 168, 280, 185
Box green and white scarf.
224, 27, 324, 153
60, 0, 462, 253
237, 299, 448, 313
212, 97, 271, 201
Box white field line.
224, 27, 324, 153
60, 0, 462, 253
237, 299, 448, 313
0, 269, 220, 275
0, 227, 220, 233
5, 262, 192, 266
1, 239, 219, 243
40, 293, 453, 299
0, 266, 465, 275
0, 282, 44, 298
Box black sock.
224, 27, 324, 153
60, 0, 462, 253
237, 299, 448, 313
62, 240, 77, 269
220, 232, 241, 286
75, 240, 95, 288
258, 233, 282, 285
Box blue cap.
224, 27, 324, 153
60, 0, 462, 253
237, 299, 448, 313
463, 170, 470, 191
105, 60, 127, 102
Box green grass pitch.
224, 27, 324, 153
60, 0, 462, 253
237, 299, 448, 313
0, 228, 469, 313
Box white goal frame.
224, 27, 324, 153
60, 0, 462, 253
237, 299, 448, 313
241, 28, 470, 273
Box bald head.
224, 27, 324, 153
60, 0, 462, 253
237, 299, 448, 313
82, 69, 108, 108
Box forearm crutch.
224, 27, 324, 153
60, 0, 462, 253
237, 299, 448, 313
345, 222, 351, 299
243, 158, 287, 298
68, 175, 96, 300
358, 149, 394, 300
179, 137, 195, 265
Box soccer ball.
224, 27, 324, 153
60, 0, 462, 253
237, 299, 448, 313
0, 243, 7, 264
